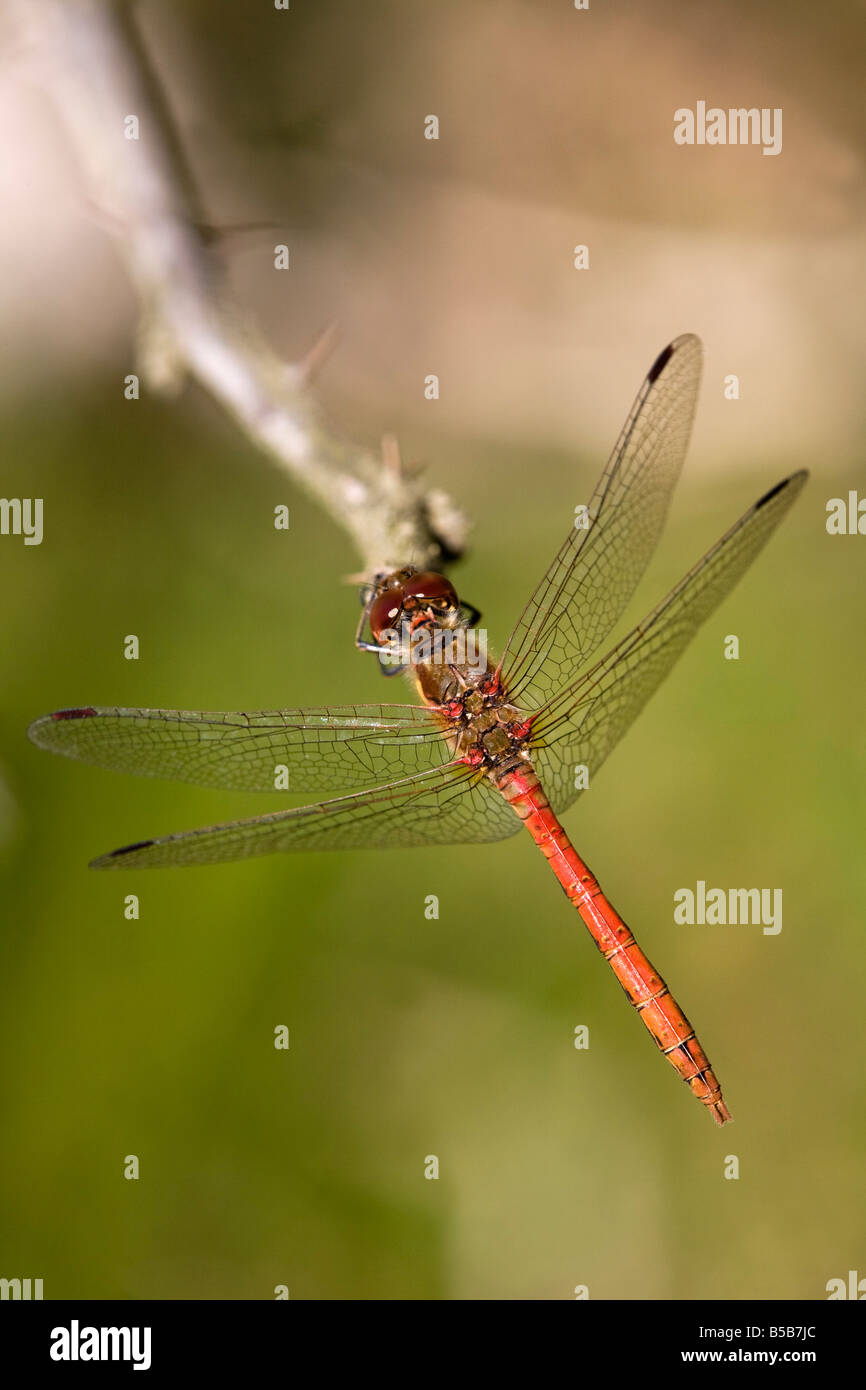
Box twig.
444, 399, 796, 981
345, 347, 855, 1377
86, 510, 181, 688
12, 0, 469, 575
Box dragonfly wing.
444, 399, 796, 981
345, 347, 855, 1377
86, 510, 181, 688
530, 471, 808, 816
89, 763, 522, 868
500, 334, 703, 709
27, 704, 450, 793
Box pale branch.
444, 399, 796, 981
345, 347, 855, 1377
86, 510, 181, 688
13, 0, 469, 575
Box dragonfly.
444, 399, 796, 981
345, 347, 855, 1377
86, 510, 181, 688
29, 335, 807, 1125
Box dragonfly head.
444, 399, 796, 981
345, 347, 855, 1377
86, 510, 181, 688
365, 566, 460, 642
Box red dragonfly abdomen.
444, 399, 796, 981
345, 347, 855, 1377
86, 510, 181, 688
495, 764, 732, 1126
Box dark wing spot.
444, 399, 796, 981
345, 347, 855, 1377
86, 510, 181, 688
755, 477, 789, 509
646, 341, 675, 384
109, 840, 154, 857
52, 707, 98, 720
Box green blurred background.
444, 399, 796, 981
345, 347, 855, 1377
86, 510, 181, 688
1, 0, 864, 1299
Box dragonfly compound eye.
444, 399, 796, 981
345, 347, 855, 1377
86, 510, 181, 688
368, 587, 408, 641
401, 571, 458, 611
368, 571, 458, 641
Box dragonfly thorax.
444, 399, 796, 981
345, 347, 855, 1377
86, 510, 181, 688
438, 679, 533, 773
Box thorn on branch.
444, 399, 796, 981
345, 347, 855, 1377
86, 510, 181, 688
295, 320, 341, 387
381, 433, 403, 477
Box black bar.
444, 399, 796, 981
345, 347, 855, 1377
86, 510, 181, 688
1, 1298, 860, 1374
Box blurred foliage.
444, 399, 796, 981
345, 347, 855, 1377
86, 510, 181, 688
1, 0, 864, 1301
1, 378, 862, 1300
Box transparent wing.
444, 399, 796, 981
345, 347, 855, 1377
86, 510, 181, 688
27, 704, 451, 793
530, 471, 808, 815
500, 334, 703, 709
89, 763, 522, 869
